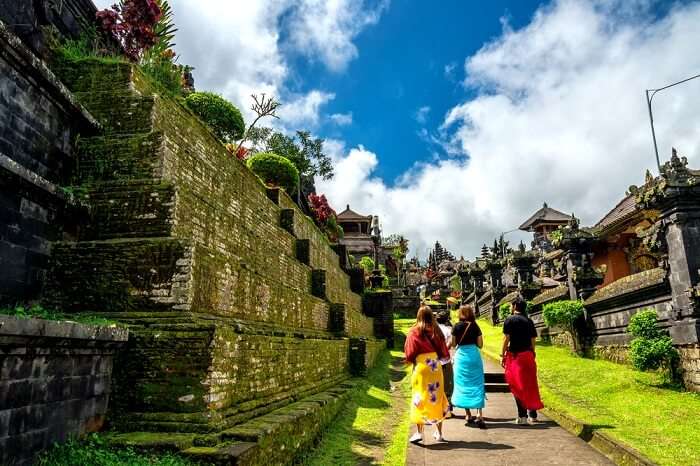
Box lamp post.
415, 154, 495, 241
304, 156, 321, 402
646, 72, 700, 172
369, 216, 383, 288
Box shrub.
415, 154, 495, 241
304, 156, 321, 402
246, 152, 299, 193
185, 92, 245, 142
542, 300, 585, 352
359, 256, 375, 274
628, 309, 660, 340
498, 302, 511, 322
628, 309, 679, 382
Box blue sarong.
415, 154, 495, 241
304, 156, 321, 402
451, 344, 485, 409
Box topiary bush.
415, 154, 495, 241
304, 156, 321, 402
628, 309, 660, 340
184, 92, 245, 142
542, 300, 585, 353
498, 302, 511, 323
246, 152, 300, 193
628, 309, 679, 383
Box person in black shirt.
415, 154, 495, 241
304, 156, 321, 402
501, 296, 544, 425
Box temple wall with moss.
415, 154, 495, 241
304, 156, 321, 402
0, 12, 388, 462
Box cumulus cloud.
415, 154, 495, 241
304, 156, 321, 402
318, 0, 700, 259
92, 0, 384, 124
329, 112, 354, 126
414, 106, 431, 125
288, 0, 390, 71
278, 91, 336, 128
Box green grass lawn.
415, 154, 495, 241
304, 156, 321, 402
477, 317, 700, 466
36, 434, 204, 466
299, 347, 412, 466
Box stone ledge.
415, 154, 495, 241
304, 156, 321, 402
543, 407, 658, 466
0, 315, 128, 343
531, 285, 569, 307
585, 268, 668, 308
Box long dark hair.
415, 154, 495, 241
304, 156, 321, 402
414, 305, 445, 344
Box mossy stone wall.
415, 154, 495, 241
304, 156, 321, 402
44, 59, 383, 433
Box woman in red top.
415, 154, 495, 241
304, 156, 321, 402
404, 305, 450, 444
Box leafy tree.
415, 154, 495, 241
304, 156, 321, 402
247, 127, 333, 194
542, 300, 585, 353
359, 256, 375, 275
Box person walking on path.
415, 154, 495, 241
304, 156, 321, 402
405, 305, 450, 444
436, 310, 454, 413
500, 296, 544, 425
450, 305, 487, 429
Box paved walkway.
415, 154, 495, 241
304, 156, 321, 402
406, 358, 613, 466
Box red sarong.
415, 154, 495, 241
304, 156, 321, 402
504, 351, 544, 410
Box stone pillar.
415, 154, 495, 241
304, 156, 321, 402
363, 290, 394, 348
636, 151, 700, 344
486, 260, 505, 325
471, 266, 486, 317
511, 242, 541, 300
557, 216, 604, 302
458, 268, 473, 303
348, 338, 368, 376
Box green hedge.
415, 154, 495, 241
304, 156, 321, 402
246, 152, 300, 193
185, 91, 245, 142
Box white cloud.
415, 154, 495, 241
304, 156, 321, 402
329, 112, 354, 126
278, 91, 336, 128
414, 106, 431, 125
444, 62, 458, 81
92, 0, 384, 125
318, 0, 700, 259
288, 0, 389, 71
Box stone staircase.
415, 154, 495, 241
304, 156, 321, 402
44, 58, 386, 464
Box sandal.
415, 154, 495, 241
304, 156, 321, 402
476, 418, 487, 429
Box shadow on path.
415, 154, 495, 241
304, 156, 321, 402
421, 440, 514, 451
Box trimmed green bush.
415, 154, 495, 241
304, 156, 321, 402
498, 302, 511, 322
628, 310, 679, 382
246, 152, 300, 193
185, 91, 245, 142
628, 309, 660, 339
542, 300, 585, 352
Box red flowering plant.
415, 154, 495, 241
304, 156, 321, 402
97, 0, 162, 62
308, 194, 344, 242
225, 144, 249, 160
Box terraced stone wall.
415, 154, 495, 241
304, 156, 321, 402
44, 59, 383, 432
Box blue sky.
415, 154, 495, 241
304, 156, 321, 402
95, 0, 700, 258
293, 0, 543, 181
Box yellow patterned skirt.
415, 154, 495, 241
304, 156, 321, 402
410, 352, 449, 425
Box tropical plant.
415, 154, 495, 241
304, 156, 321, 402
233, 94, 281, 155
498, 302, 511, 322
247, 127, 333, 184
308, 193, 343, 242
246, 152, 299, 193
628, 310, 679, 382
185, 92, 245, 142
96, 0, 163, 62
542, 300, 585, 352
359, 256, 375, 275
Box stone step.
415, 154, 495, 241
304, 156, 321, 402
485, 383, 511, 393
78, 181, 176, 240
76, 132, 163, 184
485, 372, 506, 383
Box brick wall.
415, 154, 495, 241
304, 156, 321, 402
0, 316, 127, 465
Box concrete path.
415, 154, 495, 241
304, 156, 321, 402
406, 358, 613, 466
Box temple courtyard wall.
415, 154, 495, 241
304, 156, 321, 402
0, 9, 390, 463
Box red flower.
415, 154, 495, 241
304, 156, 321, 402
308, 194, 336, 225
97, 0, 163, 62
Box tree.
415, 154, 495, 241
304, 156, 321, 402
542, 300, 585, 353
247, 127, 333, 195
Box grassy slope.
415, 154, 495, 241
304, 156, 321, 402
478, 317, 700, 466
299, 346, 412, 466
36, 435, 204, 466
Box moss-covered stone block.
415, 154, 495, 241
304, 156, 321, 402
311, 269, 326, 299
348, 338, 367, 376
328, 304, 345, 334
280, 208, 295, 235
295, 239, 310, 265
348, 267, 365, 294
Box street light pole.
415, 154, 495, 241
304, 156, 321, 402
646, 72, 700, 173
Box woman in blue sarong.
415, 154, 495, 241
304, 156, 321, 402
451, 305, 486, 428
